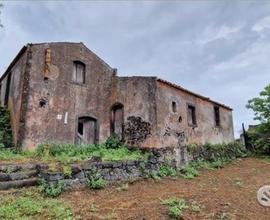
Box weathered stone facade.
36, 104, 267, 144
0, 42, 234, 149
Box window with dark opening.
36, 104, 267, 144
76, 117, 98, 145
214, 106, 220, 127
187, 105, 196, 126
172, 101, 177, 113
73, 61, 85, 84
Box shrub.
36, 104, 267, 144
104, 135, 123, 149
187, 142, 247, 161
40, 179, 65, 197
86, 168, 107, 189
247, 124, 270, 155
0, 106, 13, 148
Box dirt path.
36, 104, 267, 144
61, 158, 270, 220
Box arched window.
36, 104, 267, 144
111, 103, 124, 140
73, 61, 85, 84
76, 116, 98, 145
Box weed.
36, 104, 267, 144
63, 165, 72, 177
104, 209, 118, 220
40, 179, 66, 197
117, 183, 129, 191
161, 197, 188, 219
190, 201, 201, 213
232, 177, 244, 187
105, 135, 123, 149
89, 203, 99, 212
158, 162, 178, 177
0, 189, 72, 219
181, 164, 199, 179
86, 168, 107, 189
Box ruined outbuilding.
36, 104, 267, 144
0, 42, 234, 150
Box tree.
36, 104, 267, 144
246, 84, 270, 154
247, 84, 270, 123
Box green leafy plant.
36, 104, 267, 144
158, 161, 178, 177
161, 197, 189, 219
0, 106, 13, 148
105, 135, 123, 149
181, 164, 199, 179
246, 84, 270, 154
63, 165, 72, 177
0, 189, 73, 219
86, 168, 107, 189
40, 179, 65, 197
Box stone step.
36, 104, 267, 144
0, 178, 39, 190
0, 170, 38, 182
0, 164, 40, 173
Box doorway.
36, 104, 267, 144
76, 116, 98, 145
111, 103, 124, 140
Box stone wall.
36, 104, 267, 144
39, 146, 188, 189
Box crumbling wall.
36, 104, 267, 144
19, 43, 115, 149
155, 81, 234, 147
113, 77, 159, 148
0, 47, 29, 146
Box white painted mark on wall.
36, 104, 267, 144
64, 112, 68, 124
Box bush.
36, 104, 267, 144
187, 142, 247, 161
0, 106, 13, 148
40, 179, 65, 197
247, 124, 270, 155
86, 168, 107, 189
104, 135, 123, 149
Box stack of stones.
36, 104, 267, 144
0, 164, 42, 190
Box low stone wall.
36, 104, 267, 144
39, 146, 189, 188
0, 145, 190, 190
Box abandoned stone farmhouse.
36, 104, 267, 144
0, 42, 234, 150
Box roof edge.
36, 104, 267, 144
157, 78, 233, 111
0, 45, 28, 82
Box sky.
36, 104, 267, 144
0, 1, 269, 138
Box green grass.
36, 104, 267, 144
0, 143, 147, 165
0, 189, 73, 220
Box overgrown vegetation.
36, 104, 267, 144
0, 189, 73, 219
0, 136, 147, 164
246, 84, 270, 155
0, 106, 13, 148
86, 168, 107, 189
39, 179, 66, 197
187, 141, 247, 161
